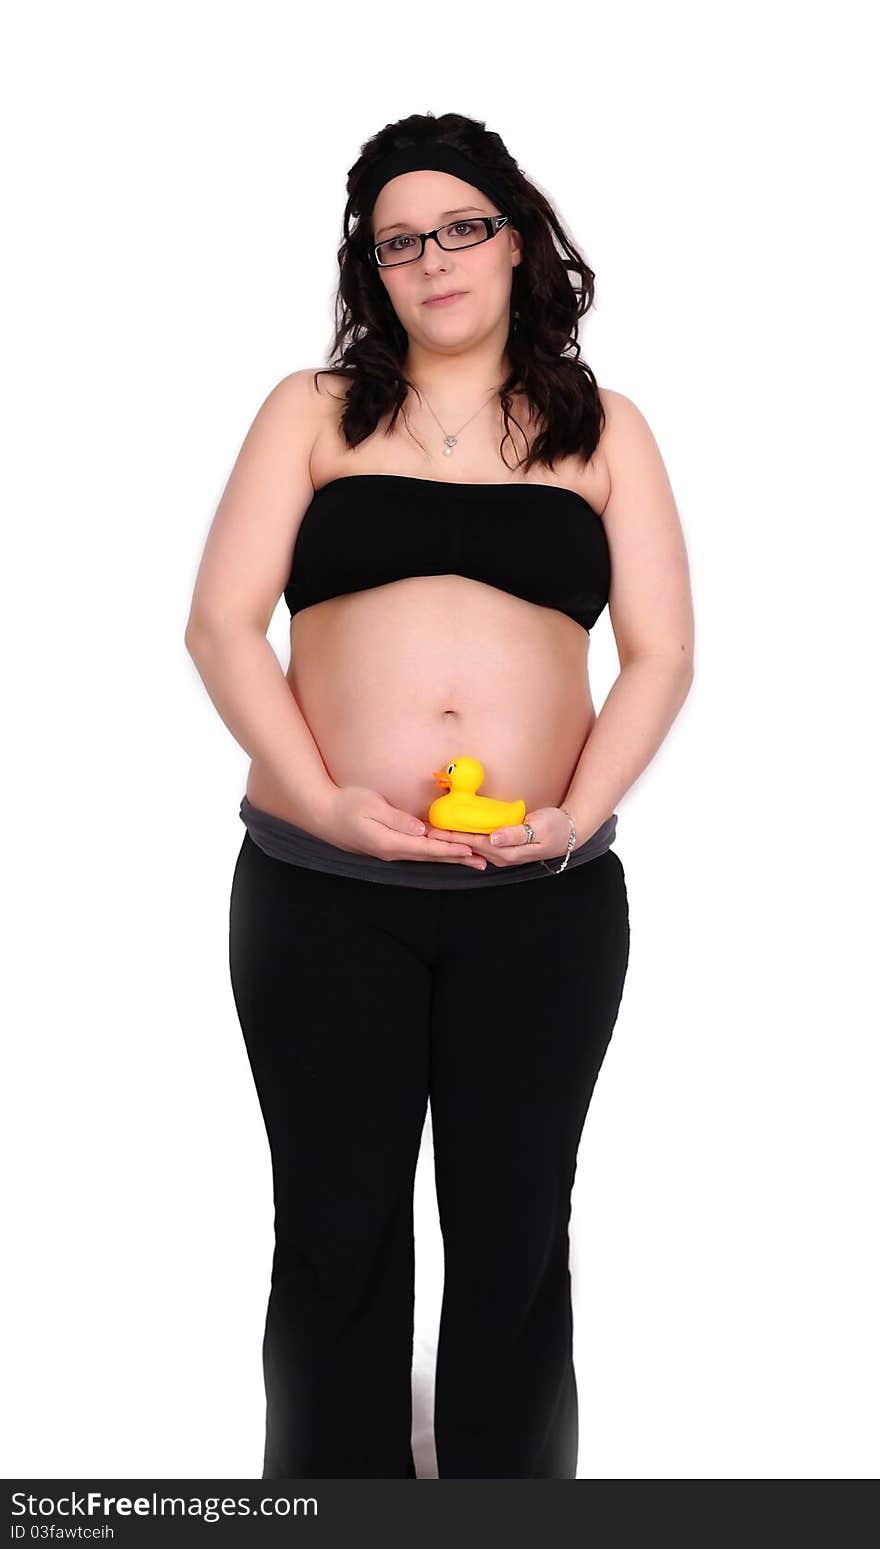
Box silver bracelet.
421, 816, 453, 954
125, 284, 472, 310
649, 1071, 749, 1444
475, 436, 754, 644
541, 808, 577, 874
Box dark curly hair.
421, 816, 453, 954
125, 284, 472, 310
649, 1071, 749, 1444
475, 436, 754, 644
313, 111, 605, 476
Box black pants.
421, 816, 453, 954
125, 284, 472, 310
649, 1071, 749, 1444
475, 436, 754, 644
228, 830, 630, 1479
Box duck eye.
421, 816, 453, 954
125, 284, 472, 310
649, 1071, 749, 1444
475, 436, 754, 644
447, 763, 455, 774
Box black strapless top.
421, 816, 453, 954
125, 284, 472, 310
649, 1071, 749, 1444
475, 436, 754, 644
283, 474, 611, 633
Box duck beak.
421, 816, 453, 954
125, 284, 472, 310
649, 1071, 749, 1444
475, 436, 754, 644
432, 769, 451, 790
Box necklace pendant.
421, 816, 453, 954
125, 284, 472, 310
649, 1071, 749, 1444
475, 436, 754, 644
443, 435, 457, 457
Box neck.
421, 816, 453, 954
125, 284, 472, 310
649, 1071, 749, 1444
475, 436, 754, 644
402, 338, 512, 411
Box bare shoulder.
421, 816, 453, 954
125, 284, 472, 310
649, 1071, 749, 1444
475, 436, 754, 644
252, 366, 349, 469
594, 386, 672, 513
299, 364, 354, 432
263, 364, 349, 410
572, 386, 650, 514
308, 366, 352, 405
184, 368, 339, 635
265, 365, 341, 418
596, 385, 657, 457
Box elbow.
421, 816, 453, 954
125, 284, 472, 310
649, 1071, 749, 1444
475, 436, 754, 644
676, 655, 695, 697
184, 616, 223, 655
625, 651, 694, 712
666, 645, 695, 686
184, 621, 205, 655
621, 647, 694, 680
185, 614, 266, 653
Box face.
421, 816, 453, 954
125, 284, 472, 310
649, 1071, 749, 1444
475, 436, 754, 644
370, 170, 522, 345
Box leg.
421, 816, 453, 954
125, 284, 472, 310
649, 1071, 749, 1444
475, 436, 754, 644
430, 850, 630, 1478
229, 835, 434, 1478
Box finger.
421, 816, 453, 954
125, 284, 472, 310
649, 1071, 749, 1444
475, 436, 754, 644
419, 831, 487, 868
458, 832, 493, 853
424, 828, 498, 867
426, 846, 486, 868
446, 833, 502, 867
435, 847, 485, 866
488, 825, 523, 848
425, 826, 478, 844
391, 834, 476, 862
473, 831, 539, 866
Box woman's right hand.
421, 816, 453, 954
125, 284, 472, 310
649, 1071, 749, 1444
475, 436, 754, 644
313, 785, 487, 870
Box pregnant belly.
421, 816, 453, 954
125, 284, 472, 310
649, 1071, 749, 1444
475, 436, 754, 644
246, 576, 596, 830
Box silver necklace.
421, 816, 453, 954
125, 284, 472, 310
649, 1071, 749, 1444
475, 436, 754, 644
417, 386, 500, 457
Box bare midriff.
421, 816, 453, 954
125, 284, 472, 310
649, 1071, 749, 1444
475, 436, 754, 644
245, 390, 612, 832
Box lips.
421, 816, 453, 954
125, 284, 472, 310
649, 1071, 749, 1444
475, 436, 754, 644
423, 290, 465, 305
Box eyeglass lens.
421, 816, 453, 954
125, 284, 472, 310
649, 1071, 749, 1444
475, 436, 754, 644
375, 218, 491, 267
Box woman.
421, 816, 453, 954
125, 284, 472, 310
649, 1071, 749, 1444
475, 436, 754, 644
185, 111, 694, 1480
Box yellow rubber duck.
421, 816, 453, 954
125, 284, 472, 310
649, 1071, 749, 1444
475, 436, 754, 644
428, 755, 527, 835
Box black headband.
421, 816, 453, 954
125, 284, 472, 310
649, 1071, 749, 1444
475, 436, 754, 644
357, 141, 512, 225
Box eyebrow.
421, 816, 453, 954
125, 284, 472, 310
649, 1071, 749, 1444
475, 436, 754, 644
374, 206, 487, 240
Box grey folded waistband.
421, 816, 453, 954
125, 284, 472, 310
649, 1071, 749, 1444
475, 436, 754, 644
239, 795, 617, 890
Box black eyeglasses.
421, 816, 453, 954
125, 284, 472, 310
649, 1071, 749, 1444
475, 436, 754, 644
371, 214, 510, 268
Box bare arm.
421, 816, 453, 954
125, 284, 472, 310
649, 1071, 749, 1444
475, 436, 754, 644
562, 389, 695, 840
184, 370, 338, 833
185, 626, 338, 831
183, 372, 483, 866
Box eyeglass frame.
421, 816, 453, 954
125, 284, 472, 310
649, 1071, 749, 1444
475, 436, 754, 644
370, 213, 510, 268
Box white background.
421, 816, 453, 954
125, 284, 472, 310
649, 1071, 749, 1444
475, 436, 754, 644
3, 0, 877, 1481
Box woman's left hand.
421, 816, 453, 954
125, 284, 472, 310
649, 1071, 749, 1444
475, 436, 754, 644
426, 806, 574, 867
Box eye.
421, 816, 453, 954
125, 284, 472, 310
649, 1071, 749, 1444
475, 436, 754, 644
450, 221, 477, 235
389, 234, 416, 251
447, 763, 455, 775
